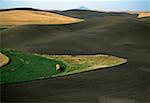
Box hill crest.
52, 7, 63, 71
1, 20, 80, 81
0, 8, 83, 25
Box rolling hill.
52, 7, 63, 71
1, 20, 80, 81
52, 9, 138, 19
140, 17, 150, 23
1, 9, 150, 103
128, 11, 150, 18
0, 8, 82, 25
1, 15, 150, 56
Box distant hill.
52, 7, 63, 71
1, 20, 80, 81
0, 8, 82, 25
52, 9, 138, 19
76, 6, 89, 10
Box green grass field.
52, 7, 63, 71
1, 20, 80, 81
0, 49, 127, 84
0, 49, 66, 84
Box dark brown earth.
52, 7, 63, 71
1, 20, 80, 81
1, 9, 150, 103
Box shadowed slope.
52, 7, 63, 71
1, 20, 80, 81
139, 17, 150, 23
1, 16, 150, 55
52, 9, 138, 19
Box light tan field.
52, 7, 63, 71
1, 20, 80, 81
137, 12, 150, 18
0, 53, 9, 67
0, 10, 83, 25
128, 11, 150, 18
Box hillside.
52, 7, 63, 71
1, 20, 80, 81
1, 9, 150, 102
128, 11, 150, 18
138, 12, 150, 18
140, 17, 150, 23
0, 9, 82, 25
52, 9, 138, 19
1, 15, 150, 55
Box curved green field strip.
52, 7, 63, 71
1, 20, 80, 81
0, 49, 127, 84
0, 49, 66, 84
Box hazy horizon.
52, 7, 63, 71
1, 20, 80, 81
0, 0, 149, 11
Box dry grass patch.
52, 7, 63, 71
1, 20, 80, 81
42, 54, 127, 77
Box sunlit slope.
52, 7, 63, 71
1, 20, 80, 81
0, 53, 9, 67
0, 10, 83, 25
128, 11, 150, 18
137, 12, 150, 18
